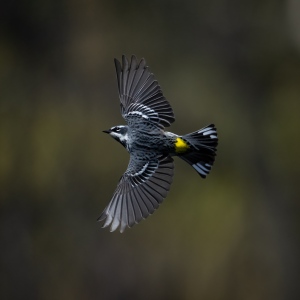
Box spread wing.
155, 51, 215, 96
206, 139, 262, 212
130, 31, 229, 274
98, 155, 174, 232
114, 55, 175, 128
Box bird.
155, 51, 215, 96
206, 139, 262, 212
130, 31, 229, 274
98, 55, 218, 232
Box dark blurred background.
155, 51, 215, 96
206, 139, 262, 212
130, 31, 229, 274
1, 0, 300, 299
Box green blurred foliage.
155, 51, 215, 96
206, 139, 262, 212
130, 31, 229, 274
1, 0, 300, 299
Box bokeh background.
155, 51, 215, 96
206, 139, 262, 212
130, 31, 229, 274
1, 0, 300, 299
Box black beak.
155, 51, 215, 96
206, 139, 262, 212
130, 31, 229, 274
103, 129, 111, 134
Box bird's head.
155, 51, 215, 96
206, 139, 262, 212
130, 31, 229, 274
103, 125, 129, 148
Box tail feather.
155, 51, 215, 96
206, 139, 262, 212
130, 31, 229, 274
179, 124, 218, 178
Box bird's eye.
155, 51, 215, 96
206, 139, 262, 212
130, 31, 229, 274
115, 127, 120, 132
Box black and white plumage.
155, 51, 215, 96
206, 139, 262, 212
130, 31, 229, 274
114, 55, 175, 128
99, 55, 218, 232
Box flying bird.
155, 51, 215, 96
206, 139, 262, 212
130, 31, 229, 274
99, 55, 218, 232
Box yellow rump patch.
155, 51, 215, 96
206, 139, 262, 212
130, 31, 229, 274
175, 137, 189, 153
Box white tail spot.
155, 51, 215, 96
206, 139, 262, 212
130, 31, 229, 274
203, 130, 216, 136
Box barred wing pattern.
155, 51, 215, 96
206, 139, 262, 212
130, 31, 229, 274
114, 55, 175, 128
98, 155, 174, 232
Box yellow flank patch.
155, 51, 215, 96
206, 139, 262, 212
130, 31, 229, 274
175, 137, 189, 153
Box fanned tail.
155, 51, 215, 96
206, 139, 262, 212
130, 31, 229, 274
179, 124, 218, 178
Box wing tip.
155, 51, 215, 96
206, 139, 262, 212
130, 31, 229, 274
98, 213, 128, 233
115, 55, 148, 71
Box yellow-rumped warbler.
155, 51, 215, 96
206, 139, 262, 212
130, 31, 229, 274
99, 55, 218, 232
